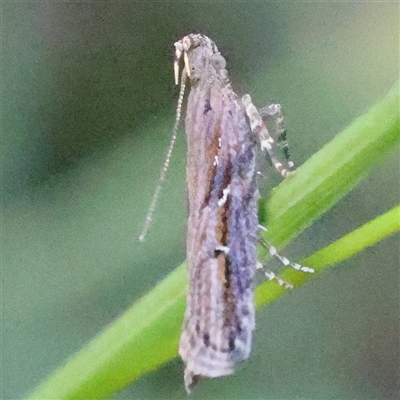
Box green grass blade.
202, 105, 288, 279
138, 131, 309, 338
28, 83, 399, 399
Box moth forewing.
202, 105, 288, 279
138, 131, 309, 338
175, 34, 259, 392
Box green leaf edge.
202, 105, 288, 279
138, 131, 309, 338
28, 81, 399, 399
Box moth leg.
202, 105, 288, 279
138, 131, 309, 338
257, 261, 293, 289
257, 225, 314, 286
242, 94, 295, 177
259, 238, 314, 274
259, 101, 292, 166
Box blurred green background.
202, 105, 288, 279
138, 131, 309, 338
3, 2, 399, 399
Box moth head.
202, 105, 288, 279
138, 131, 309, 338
174, 34, 219, 85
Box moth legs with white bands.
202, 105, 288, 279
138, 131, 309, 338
257, 225, 314, 289
242, 94, 295, 178
243, 94, 312, 285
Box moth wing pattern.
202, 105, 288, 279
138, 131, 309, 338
176, 34, 259, 392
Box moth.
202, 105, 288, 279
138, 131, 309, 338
173, 34, 298, 392
140, 33, 307, 393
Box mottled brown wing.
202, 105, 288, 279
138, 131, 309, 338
179, 39, 259, 391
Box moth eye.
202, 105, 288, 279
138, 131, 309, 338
210, 54, 226, 72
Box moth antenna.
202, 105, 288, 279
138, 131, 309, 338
139, 69, 187, 242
